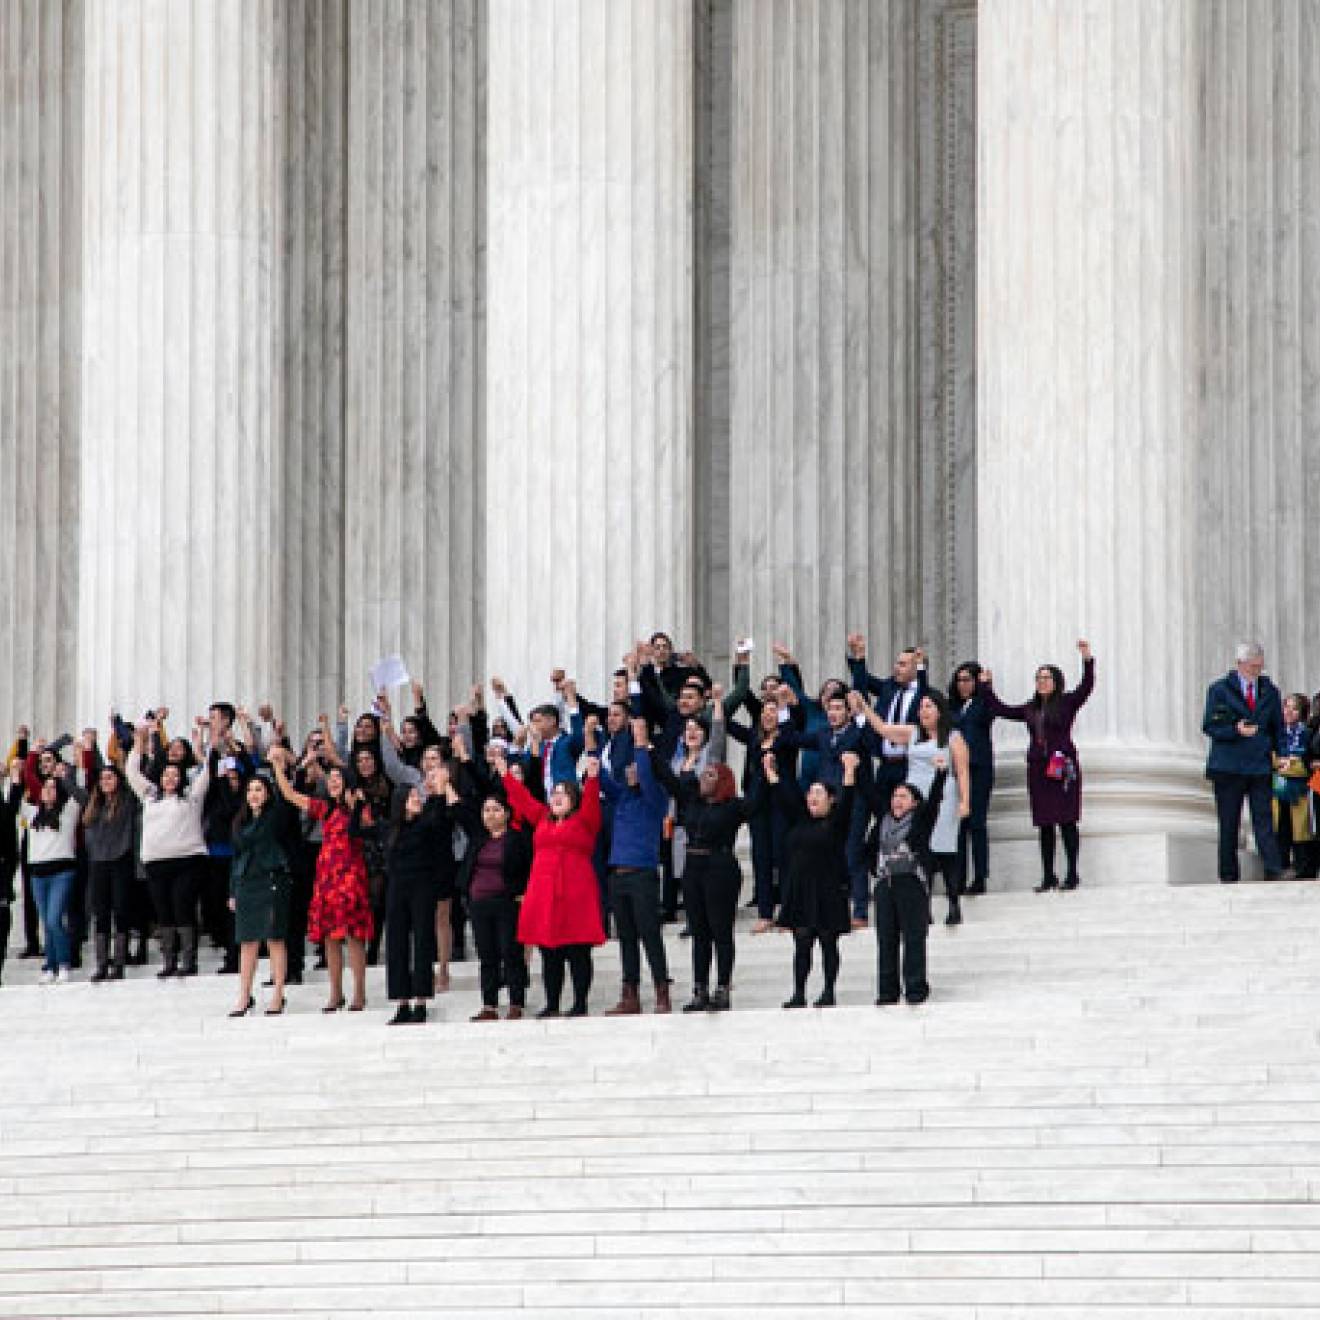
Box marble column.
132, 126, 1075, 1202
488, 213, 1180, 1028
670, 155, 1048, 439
485, 0, 695, 703
279, 0, 347, 735
0, 0, 81, 739
727, 0, 921, 690
343, 0, 485, 714
978, 0, 1213, 881
1196, 1, 1320, 694
77, 0, 284, 727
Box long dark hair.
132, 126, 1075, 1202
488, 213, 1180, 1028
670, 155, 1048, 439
947, 661, 983, 703
1032, 665, 1067, 712
233, 775, 275, 830
31, 781, 70, 831
84, 765, 129, 825
914, 691, 954, 747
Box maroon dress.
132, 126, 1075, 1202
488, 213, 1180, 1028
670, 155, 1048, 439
981, 658, 1095, 827
305, 798, 375, 943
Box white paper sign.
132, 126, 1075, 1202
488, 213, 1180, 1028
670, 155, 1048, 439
370, 653, 411, 693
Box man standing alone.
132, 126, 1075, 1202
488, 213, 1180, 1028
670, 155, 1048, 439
1203, 642, 1283, 882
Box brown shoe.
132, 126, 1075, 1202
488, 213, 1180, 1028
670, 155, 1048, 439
505, 1005, 524, 1020
470, 1007, 500, 1022
605, 982, 641, 1016
653, 980, 672, 1014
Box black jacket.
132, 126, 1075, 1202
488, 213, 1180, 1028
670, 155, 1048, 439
451, 797, 533, 898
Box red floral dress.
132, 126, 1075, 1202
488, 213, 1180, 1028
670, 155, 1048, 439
305, 799, 374, 943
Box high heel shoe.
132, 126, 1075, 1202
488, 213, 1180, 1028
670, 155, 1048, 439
321, 997, 345, 1014
228, 997, 255, 1018
348, 1000, 366, 1012
264, 1000, 286, 1016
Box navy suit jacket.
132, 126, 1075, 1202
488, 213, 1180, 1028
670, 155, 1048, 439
1203, 671, 1282, 778
952, 692, 996, 769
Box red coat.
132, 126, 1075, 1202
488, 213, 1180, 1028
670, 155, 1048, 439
503, 772, 606, 949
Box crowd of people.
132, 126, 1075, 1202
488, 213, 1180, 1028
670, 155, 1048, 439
0, 632, 1103, 1019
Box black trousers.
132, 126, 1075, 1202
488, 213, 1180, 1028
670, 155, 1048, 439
685, 852, 741, 989
89, 854, 135, 936
1213, 774, 1282, 879
145, 857, 203, 928
0, 902, 10, 981
287, 840, 318, 977
201, 855, 234, 950
385, 875, 437, 1002
957, 761, 995, 885
874, 873, 930, 1003
542, 943, 593, 1011
608, 866, 669, 985
748, 808, 788, 920
470, 894, 525, 1007
20, 862, 40, 952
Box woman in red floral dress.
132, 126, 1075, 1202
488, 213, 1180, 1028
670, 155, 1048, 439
272, 750, 373, 1011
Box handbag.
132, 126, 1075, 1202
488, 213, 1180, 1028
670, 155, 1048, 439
1044, 750, 1072, 782
1307, 766, 1320, 797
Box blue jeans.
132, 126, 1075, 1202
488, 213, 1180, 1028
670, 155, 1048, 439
33, 868, 75, 971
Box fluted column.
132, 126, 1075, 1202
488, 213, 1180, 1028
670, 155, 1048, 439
279, 0, 347, 733
1196, 1, 1320, 691
727, 0, 921, 689
485, 0, 694, 702
978, 0, 1212, 877
0, 0, 81, 738
78, 0, 284, 725
343, 0, 484, 712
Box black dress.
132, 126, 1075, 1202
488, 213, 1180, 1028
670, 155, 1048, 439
774, 783, 853, 937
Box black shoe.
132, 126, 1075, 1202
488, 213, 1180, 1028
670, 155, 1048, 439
156, 962, 178, 980
782, 992, 807, 1009
285, 971, 303, 986
264, 1000, 286, 1016
945, 904, 963, 926
566, 1002, 588, 1018
322, 998, 345, 1013
216, 961, 239, 976
388, 1004, 413, 1026
411, 1003, 427, 1023
536, 1006, 561, 1020
875, 994, 900, 1006
19, 947, 41, 960
906, 987, 930, 1005
1219, 876, 1240, 884
228, 997, 255, 1018
1060, 875, 1080, 891
966, 878, 986, 896
707, 987, 731, 1012
107, 964, 125, 981
1034, 876, 1059, 893
681, 987, 709, 1013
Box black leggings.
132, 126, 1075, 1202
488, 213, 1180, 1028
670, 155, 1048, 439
541, 943, 593, 1012
792, 929, 840, 995
1039, 823, 1081, 882
145, 857, 203, 929
89, 854, 135, 936
684, 852, 741, 990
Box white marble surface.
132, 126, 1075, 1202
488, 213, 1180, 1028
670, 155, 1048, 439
343, 0, 485, 713
484, 0, 696, 702
0, 0, 81, 738
977, 0, 1217, 871
727, 0, 923, 690
76, 0, 284, 728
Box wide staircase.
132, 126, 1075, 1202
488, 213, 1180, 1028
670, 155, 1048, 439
1, 877, 1318, 1317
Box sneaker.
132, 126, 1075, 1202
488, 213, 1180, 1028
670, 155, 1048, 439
38, 970, 56, 985
55, 969, 71, 984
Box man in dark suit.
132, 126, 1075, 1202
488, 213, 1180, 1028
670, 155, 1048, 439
1203, 641, 1283, 882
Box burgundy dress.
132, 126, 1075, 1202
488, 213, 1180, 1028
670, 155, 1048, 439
981, 658, 1095, 827
305, 798, 375, 943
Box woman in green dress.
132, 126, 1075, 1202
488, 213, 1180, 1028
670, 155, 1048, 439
228, 775, 294, 1017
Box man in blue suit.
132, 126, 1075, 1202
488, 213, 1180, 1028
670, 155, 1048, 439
1203, 641, 1283, 882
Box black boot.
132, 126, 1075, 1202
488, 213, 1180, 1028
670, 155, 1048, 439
110, 933, 128, 980
707, 986, 731, 1012
177, 927, 198, 977
682, 984, 709, 1013
131, 931, 149, 965
945, 898, 963, 926
156, 927, 178, 979
90, 934, 111, 983
1034, 875, 1059, 893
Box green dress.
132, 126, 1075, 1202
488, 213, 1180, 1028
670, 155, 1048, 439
230, 808, 293, 942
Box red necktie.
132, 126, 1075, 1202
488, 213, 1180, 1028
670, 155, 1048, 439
1246, 684, 1256, 712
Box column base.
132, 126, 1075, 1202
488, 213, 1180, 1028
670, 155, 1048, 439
984, 831, 1222, 890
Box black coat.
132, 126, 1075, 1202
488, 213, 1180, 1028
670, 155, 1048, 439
452, 798, 533, 899
774, 782, 854, 935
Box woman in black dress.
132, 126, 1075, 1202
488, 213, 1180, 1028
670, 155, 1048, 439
764, 750, 858, 1008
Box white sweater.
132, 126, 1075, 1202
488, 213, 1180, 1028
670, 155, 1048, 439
20, 793, 84, 869
126, 751, 210, 864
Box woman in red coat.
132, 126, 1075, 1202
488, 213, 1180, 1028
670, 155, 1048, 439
497, 751, 605, 1017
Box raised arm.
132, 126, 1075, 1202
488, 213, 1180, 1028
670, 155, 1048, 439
501, 766, 548, 828
271, 751, 311, 813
